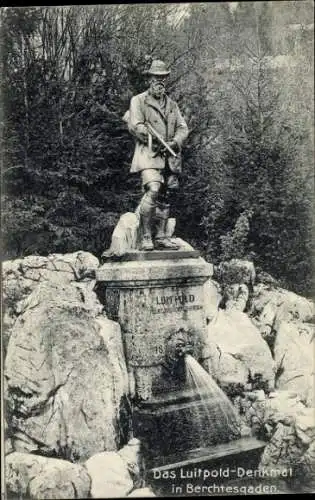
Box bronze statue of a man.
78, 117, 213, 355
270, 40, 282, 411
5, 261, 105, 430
125, 59, 189, 251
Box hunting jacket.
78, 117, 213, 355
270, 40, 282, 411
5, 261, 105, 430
126, 90, 189, 174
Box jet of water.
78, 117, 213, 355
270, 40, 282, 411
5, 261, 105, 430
185, 354, 242, 443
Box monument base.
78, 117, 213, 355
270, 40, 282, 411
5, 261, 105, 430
96, 246, 212, 401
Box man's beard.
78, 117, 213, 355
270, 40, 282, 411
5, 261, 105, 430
150, 83, 165, 99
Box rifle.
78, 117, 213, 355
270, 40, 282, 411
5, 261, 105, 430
146, 123, 178, 158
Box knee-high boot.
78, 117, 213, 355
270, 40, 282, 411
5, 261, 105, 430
154, 203, 179, 250
139, 192, 155, 251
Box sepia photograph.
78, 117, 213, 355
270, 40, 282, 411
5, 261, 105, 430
1, 1, 314, 498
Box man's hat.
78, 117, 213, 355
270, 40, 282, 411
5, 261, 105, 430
146, 59, 170, 76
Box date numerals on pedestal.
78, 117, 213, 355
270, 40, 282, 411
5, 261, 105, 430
154, 344, 164, 355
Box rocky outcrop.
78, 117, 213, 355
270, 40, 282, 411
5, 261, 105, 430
273, 321, 314, 406
5, 452, 91, 499
235, 390, 306, 436
206, 309, 275, 390
249, 283, 314, 338
2, 251, 100, 351
85, 438, 142, 498
203, 279, 222, 323
5, 280, 128, 461
260, 410, 315, 491
233, 390, 315, 490
224, 283, 249, 312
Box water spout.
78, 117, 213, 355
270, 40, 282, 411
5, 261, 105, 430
185, 354, 242, 442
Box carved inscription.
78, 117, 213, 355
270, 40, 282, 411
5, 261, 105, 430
124, 333, 166, 365
151, 292, 203, 314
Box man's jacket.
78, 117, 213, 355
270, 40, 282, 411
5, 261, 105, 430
125, 90, 189, 174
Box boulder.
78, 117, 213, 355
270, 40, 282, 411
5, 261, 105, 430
5, 281, 128, 460
256, 269, 279, 287
5, 452, 90, 499
128, 488, 156, 497
249, 284, 314, 336
259, 405, 315, 490
4, 416, 13, 455
2, 251, 100, 351
295, 409, 315, 445
238, 390, 315, 489
85, 439, 142, 498
273, 321, 314, 406
85, 452, 133, 498
296, 440, 315, 490
224, 283, 249, 312
206, 309, 275, 390
264, 391, 307, 425
238, 390, 307, 440
203, 279, 222, 323
260, 422, 304, 470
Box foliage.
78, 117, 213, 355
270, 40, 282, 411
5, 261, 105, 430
1, 3, 313, 296
220, 210, 253, 261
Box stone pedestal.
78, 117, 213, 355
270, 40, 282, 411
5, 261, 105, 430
96, 248, 267, 471
96, 246, 212, 401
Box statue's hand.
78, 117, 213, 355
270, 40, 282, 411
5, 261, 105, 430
138, 132, 149, 144
161, 140, 179, 155
167, 140, 179, 152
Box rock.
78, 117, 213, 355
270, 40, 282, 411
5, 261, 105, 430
4, 417, 13, 455
239, 423, 252, 437
249, 284, 314, 333
85, 438, 142, 498
215, 259, 256, 286
87, 452, 133, 498
128, 488, 156, 497
203, 279, 222, 323
296, 440, 315, 489
259, 405, 315, 490
273, 321, 314, 406
165, 217, 176, 238
5, 452, 90, 499
95, 315, 130, 399
263, 391, 306, 426
224, 283, 249, 311
2, 251, 100, 351
256, 270, 279, 286
252, 390, 266, 402
295, 409, 315, 444
206, 340, 249, 386
5, 281, 128, 460
239, 390, 305, 439
240, 389, 315, 488
84, 435, 142, 498
260, 422, 304, 468
206, 309, 275, 390
118, 438, 142, 482
85, 452, 133, 498
101, 212, 139, 260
